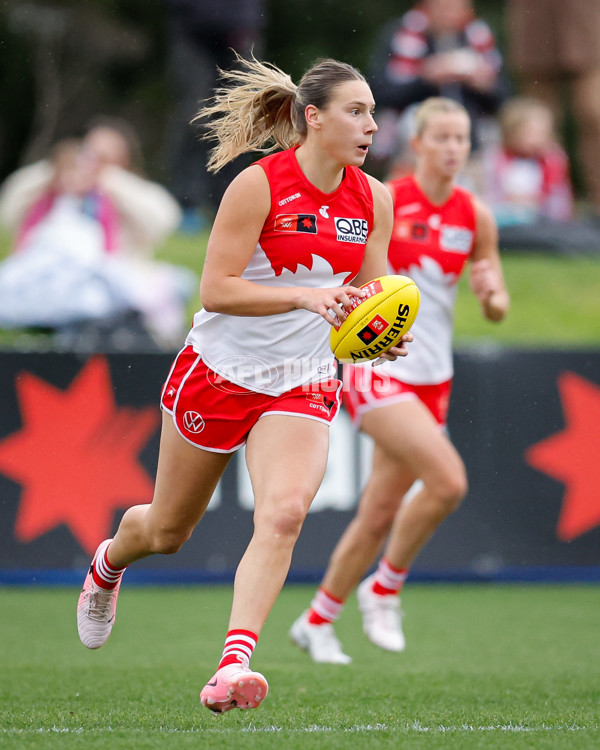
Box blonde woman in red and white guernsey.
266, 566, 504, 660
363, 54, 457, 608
75, 55, 413, 713
291, 97, 509, 663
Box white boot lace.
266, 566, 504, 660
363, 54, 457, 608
85, 588, 115, 622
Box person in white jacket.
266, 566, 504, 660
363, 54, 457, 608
0, 118, 194, 346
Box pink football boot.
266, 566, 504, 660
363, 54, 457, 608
200, 662, 269, 714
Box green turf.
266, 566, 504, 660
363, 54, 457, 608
1, 584, 599, 748
2, 228, 600, 349
454, 253, 600, 347
156, 232, 600, 348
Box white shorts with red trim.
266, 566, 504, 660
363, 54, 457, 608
161, 346, 342, 453
342, 364, 452, 427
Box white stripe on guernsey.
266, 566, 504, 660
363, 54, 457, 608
310, 589, 344, 622
375, 560, 408, 590
95, 553, 124, 583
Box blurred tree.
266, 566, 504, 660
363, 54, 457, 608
0, 0, 168, 180
0, 0, 506, 184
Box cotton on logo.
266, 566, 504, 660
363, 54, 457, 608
183, 411, 205, 433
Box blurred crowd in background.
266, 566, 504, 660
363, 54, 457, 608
1, 0, 599, 350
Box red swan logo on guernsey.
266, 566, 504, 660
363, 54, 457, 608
183, 411, 205, 433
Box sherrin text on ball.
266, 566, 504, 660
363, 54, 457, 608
330, 275, 420, 362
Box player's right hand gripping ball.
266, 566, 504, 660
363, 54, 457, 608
330, 275, 420, 363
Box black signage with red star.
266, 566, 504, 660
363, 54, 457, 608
525, 372, 600, 541
0, 351, 599, 581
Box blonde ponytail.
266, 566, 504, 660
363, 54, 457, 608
194, 53, 367, 172
194, 54, 300, 173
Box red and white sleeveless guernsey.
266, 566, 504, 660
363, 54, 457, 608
185, 146, 374, 395
378, 175, 477, 385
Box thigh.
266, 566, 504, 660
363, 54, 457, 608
361, 398, 463, 483
244, 414, 330, 519
146, 411, 232, 533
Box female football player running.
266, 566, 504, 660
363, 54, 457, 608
291, 97, 509, 663
76, 54, 412, 713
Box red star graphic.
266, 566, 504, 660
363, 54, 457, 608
525, 372, 600, 541
301, 217, 313, 228
0, 357, 160, 555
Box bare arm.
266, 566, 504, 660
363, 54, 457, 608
200, 165, 365, 326
98, 166, 182, 253
0, 161, 53, 232
470, 198, 510, 322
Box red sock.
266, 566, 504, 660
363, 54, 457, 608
218, 629, 258, 669
307, 587, 345, 625
91, 544, 126, 590
371, 558, 409, 596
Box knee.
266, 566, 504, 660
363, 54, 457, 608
257, 494, 308, 542
358, 502, 398, 539
433, 470, 468, 516
148, 525, 192, 555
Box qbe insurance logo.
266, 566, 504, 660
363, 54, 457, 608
335, 217, 369, 244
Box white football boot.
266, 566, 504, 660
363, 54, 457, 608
357, 574, 406, 652
289, 610, 352, 664
77, 539, 121, 649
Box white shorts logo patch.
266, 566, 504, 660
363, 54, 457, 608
183, 411, 205, 433
335, 217, 369, 244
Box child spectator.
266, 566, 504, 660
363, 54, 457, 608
480, 97, 600, 254
482, 97, 574, 227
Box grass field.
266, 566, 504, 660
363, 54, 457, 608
2, 584, 599, 749
2, 229, 599, 349
156, 233, 600, 348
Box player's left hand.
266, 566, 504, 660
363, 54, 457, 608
372, 332, 413, 367
469, 258, 500, 302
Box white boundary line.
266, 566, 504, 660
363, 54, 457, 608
2, 722, 598, 735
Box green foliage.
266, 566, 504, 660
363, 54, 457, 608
0, 0, 510, 185
1, 585, 599, 748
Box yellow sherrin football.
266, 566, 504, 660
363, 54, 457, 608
330, 275, 420, 363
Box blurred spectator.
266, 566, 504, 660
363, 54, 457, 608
480, 97, 600, 254
163, 0, 266, 232
0, 118, 196, 347
482, 97, 574, 227
506, 0, 600, 221
367, 0, 509, 179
